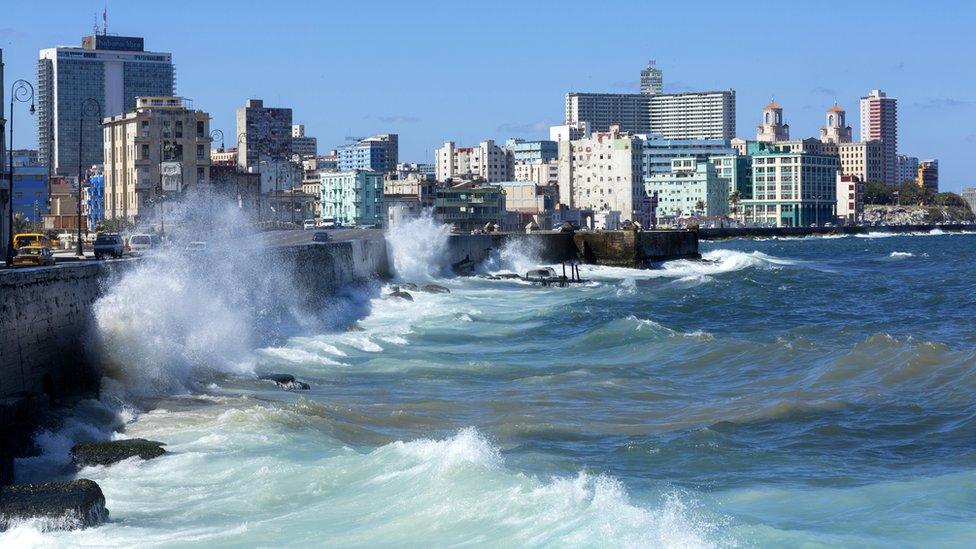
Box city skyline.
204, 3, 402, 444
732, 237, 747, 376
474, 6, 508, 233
1, 0, 974, 191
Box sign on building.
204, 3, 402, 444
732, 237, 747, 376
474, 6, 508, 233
161, 162, 182, 192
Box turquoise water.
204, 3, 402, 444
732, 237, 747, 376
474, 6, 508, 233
6, 229, 976, 547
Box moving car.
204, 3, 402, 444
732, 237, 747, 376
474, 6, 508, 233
12, 245, 56, 267
312, 231, 331, 243
128, 233, 162, 253
13, 233, 52, 251
93, 234, 125, 260
303, 219, 317, 230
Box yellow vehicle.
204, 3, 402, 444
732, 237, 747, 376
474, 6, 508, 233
13, 233, 52, 251
12, 245, 56, 267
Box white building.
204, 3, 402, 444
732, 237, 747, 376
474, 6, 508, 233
556, 125, 648, 225
836, 173, 864, 224
435, 139, 513, 182
565, 93, 651, 134
645, 158, 728, 219
550, 120, 591, 142
896, 154, 919, 185
640, 60, 663, 95
648, 90, 736, 141
514, 160, 558, 187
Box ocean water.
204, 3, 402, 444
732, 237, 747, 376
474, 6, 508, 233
6, 223, 976, 547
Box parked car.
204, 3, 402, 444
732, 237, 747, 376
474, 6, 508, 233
94, 233, 125, 260
303, 219, 317, 230
128, 233, 162, 253
312, 231, 331, 243
185, 241, 207, 253
12, 245, 56, 267
13, 233, 53, 251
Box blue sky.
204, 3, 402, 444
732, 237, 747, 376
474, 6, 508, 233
2, 0, 974, 191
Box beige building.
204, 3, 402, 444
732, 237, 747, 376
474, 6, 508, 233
756, 101, 789, 143
435, 139, 513, 182
514, 160, 558, 187
819, 104, 853, 144
834, 141, 883, 184
556, 125, 647, 225
102, 96, 210, 224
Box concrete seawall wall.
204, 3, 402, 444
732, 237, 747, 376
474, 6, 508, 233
699, 223, 976, 240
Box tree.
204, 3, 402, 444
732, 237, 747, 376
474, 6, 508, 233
863, 181, 892, 205
729, 190, 741, 215
695, 199, 706, 215
934, 192, 968, 208
896, 180, 933, 206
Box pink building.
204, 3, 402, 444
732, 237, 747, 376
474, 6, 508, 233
859, 89, 897, 185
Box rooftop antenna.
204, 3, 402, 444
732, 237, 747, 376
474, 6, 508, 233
93, 13, 99, 35
103, 5, 108, 36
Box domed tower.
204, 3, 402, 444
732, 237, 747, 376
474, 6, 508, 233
756, 101, 789, 143
820, 103, 852, 144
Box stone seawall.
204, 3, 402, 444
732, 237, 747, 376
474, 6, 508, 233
699, 223, 976, 240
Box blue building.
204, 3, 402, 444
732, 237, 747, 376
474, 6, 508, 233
337, 134, 398, 173
505, 139, 558, 163
10, 152, 48, 223
640, 137, 736, 178
86, 173, 105, 231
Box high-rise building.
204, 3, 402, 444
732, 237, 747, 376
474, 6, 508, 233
756, 101, 789, 143
648, 91, 736, 141
896, 154, 919, 184
291, 124, 317, 159
640, 60, 663, 95
917, 160, 938, 192
834, 141, 883, 184
556, 125, 647, 225
641, 137, 736, 178
505, 139, 557, 163
565, 93, 651, 134
859, 89, 897, 185
236, 99, 293, 170
819, 104, 853, 144
436, 140, 514, 182
102, 96, 210, 224
337, 134, 398, 174
38, 33, 175, 176
737, 141, 838, 227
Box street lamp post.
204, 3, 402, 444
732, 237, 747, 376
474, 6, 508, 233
77, 98, 100, 257
6, 79, 35, 266
209, 129, 224, 234
237, 132, 263, 223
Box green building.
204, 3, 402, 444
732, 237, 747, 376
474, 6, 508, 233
320, 170, 385, 227
736, 140, 838, 227
434, 183, 505, 232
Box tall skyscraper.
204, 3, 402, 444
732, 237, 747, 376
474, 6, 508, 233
640, 60, 663, 95
236, 99, 293, 170
565, 93, 652, 134
859, 89, 897, 185
649, 91, 736, 141
38, 33, 175, 176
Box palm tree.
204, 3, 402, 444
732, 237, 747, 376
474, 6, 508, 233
695, 199, 706, 216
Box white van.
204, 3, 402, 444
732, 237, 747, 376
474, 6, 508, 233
303, 219, 317, 230
128, 233, 162, 253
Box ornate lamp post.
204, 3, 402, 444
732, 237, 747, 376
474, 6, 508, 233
77, 98, 100, 257
5, 79, 35, 266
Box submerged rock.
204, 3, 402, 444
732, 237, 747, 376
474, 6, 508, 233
71, 439, 166, 467
0, 479, 108, 531
258, 373, 311, 391
388, 289, 414, 301
495, 273, 521, 279
420, 284, 450, 294
399, 282, 419, 291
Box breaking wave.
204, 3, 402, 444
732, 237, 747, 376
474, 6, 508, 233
385, 210, 451, 281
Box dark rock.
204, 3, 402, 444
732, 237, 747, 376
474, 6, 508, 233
420, 284, 450, 294
71, 439, 166, 467
259, 373, 310, 391
495, 273, 521, 279
451, 256, 476, 276
259, 373, 296, 384
399, 283, 419, 291
0, 479, 108, 531
388, 290, 413, 301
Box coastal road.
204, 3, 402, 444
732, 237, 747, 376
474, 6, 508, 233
259, 228, 385, 248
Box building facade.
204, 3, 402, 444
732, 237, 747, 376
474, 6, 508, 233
434, 183, 505, 232
961, 187, 976, 215
834, 141, 883, 184
42, 176, 82, 230
836, 173, 864, 224
896, 154, 919, 184
85, 171, 104, 231
640, 60, 663, 95
556, 125, 648, 225
337, 134, 398, 174
102, 96, 211, 224
820, 104, 853, 144
648, 90, 736, 141
436, 139, 514, 182
209, 165, 261, 217
738, 141, 839, 227
645, 158, 729, 219
641, 137, 735, 178
505, 139, 557, 163
236, 99, 293, 170
756, 101, 789, 143
497, 181, 556, 214
291, 124, 317, 159
565, 93, 650, 134
917, 160, 938, 192
514, 159, 559, 187
550, 121, 591, 142
9, 152, 48, 223
38, 34, 174, 176
859, 89, 897, 185
320, 170, 385, 227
